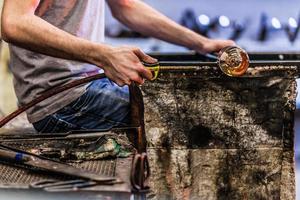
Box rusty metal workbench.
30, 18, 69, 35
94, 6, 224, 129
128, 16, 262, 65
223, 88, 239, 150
0, 127, 133, 200
142, 52, 300, 200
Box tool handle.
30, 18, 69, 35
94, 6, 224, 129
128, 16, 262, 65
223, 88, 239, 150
0, 149, 31, 162
143, 62, 160, 80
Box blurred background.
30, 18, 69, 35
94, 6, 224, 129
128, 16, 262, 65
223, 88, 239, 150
0, 0, 300, 198
105, 0, 300, 52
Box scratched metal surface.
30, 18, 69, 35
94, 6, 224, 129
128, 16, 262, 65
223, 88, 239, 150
0, 137, 117, 187
141, 65, 297, 200
0, 133, 133, 195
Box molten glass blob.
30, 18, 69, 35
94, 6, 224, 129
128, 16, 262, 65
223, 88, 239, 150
218, 46, 249, 77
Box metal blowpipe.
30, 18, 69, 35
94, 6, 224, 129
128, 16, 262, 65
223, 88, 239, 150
144, 46, 250, 79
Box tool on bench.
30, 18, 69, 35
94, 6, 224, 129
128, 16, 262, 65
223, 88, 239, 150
30, 179, 98, 192
0, 144, 118, 183
30, 178, 123, 192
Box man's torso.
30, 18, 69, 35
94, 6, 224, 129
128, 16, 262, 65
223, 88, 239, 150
9, 0, 105, 123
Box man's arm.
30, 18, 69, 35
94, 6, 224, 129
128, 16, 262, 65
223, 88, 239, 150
1, 0, 156, 86
107, 0, 234, 54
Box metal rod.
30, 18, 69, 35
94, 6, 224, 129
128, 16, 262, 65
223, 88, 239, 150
157, 60, 300, 67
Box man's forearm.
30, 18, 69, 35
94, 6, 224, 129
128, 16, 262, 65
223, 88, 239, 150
107, 0, 209, 53
2, 8, 108, 67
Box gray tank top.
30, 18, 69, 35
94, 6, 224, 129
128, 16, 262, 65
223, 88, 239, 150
9, 0, 105, 123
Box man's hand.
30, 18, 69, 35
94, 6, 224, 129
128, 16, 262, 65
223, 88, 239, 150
199, 39, 236, 54
94, 46, 157, 86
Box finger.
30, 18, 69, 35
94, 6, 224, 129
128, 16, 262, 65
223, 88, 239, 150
115, 80, 125, 87
218, 40, 236, 49
104, 70, 129, 87
226, 40, 236, 46
133, 48, 158, 64
130, 73, 144, 85
124, 80, 132, 86
119, 76, 132, 86
136, 63, 153, 80
116, 78, 132, 87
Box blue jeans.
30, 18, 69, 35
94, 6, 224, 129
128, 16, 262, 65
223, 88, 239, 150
33, 78, 130, 133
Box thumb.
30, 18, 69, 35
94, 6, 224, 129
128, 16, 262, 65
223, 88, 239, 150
133, 48, 158, 64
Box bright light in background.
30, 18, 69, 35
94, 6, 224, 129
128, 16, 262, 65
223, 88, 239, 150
219, 15, 230, 27
271, 17, 281, 29
198, 14, 210, 25
289, 17, 298, 28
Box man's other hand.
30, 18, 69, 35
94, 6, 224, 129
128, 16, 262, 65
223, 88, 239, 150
200, 39, 236, 54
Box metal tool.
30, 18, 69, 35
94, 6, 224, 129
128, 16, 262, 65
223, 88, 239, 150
144, 46, 250, 79
0, 147, 117, 182
30, 178, 122, 192
30, 179, 97, 192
